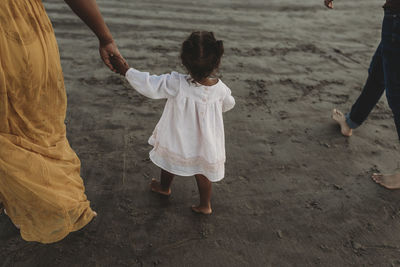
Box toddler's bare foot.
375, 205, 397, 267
150, 178, 171, 196
372, 172, 400, 189
332, 109, 352, 137
191, 205, 212, 215
93, 211, 98, 217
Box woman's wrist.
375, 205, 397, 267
98, 34, 114, 46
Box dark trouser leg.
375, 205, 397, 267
160, 169, 174, 190
386, 95, 400, 141
347, 43, 385, 128
382, 11, 400, 141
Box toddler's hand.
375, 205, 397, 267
324, 0, 333, 9
110, 55, 130, 76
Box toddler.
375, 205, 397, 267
110, 31, 235, 214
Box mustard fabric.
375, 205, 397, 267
0, 0, 94, 243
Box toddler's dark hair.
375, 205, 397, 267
180, 31, 224, 82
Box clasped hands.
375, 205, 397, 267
99, 40, 129, 76
324, 0, 333, 9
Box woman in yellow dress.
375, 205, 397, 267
0, 0, 125, 243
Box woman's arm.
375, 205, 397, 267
64, 0, 125, 71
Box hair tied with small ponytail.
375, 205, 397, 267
180, 31, 224, 83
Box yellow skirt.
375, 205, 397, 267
0, 0, 94, 243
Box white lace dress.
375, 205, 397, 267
125, 68, 235, 182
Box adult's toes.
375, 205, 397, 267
372, 173, 382, 182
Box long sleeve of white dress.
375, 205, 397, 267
125, 68, 180, 99
222, 87, 235, 112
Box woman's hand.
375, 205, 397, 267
99, 40, 126, 72
324, 0, 333, 9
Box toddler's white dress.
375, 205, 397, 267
125, 68, 235, 182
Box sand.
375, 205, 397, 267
1, 0, 400, 266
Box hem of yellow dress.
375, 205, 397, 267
18, 205, 95, 244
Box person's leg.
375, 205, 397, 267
332, 43, 385, 136
383, 12, 400, 141
372, 10, 400, 189
150, 169, 174, 196
192, 174, 212, 215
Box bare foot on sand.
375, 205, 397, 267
150, 178, 171, 196
332, 109, 352, 137
191, 205, 212, 215
372, 172, 400, 190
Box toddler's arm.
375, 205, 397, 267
110, 56, 180, 99
125, 69, 180, 99
222, 87, 235, 112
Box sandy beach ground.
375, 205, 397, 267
1, 0, 400, 266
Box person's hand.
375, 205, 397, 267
109, 55, 130, 76
99, 40, 126, 72
324, 0, 333, 9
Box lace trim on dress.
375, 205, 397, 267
152, 141, 225, 173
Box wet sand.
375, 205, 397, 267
1, 0, 400, 266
